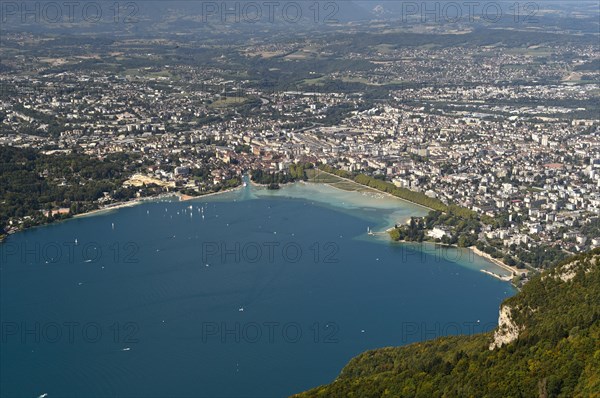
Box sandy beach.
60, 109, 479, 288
469, 246, 528, 276
73, 194, 166, 218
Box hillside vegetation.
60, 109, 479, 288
294, 249, 600, 398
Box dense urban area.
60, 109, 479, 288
1, 4, 599, 283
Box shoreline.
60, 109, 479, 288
1, 177, 526, 284
1, 186, 244, 242
2, 177, 522, 288
76, 186, 244, 218
314, 170, 527, 281
304, 176, 520, 284
297, 180, 419, 228
481, 269, 513, 282
248, 179, 299, 189
180, 185, 243, 200
469, 246, 528, 277
248, 179, 270, 188
315, 169, 436, 212
74, 192, 181, 218
389, 238, 522, 284
74, 197, 154, 218
302, 177, 424, 228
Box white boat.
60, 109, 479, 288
74, 238, 78, 245
38, 394, 48, 398
122, 347, 131, 351
238, 307, 244, 312
243, 182, 248, 187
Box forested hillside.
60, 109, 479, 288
0, 146, 139, 235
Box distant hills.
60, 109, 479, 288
294, 248, 600, 397
0, 0, 369, 34
3, 1, 599, 36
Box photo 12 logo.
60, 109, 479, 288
399, 1, 539, 24
199, 1, 340, 24
200, 240, 339, 265
1, 321, 140, 345
1, 1, 139, 24
201, 321, 340, 344
0, 241, 140, 265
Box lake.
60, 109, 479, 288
0, 182, 515, 397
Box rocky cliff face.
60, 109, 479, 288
489, 305, 521, 350
489, 252, 599, 350
553, 254, 597, 282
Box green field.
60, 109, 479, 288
208, 96, 246, 108
306, 169, 379, 193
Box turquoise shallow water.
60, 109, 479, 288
0, 183, 515, 397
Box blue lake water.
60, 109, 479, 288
0, 182, 515, 397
